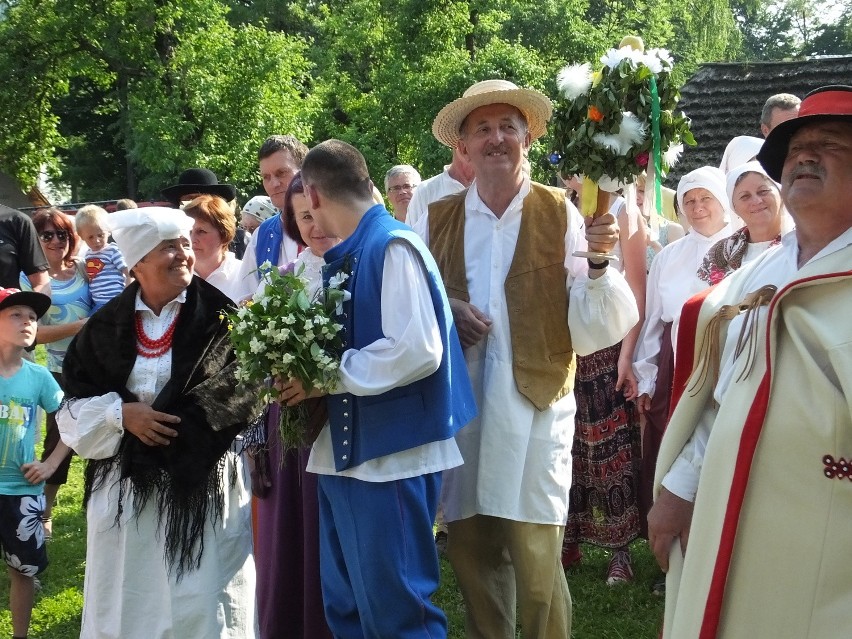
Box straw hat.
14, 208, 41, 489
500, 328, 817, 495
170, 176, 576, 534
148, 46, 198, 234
432, 79, 552, 148
757, 85, 852, 181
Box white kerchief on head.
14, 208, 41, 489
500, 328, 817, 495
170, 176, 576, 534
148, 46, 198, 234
107, 207, 194, 269
677, 166, 732, 222
719, 136, 764, 174
725, 161, 777, 206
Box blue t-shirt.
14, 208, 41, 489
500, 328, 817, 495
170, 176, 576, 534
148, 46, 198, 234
0, 360, 63, 495
21, 266, 93, 373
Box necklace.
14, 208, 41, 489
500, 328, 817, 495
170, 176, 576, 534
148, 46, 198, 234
135, 309, 180, 358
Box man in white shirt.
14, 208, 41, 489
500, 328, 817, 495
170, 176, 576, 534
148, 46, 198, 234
405, 147, 475, 228
418, 79, 639, 639
649, 85, 852, 637
280, 139, 476, 638
384, 164, 421, 221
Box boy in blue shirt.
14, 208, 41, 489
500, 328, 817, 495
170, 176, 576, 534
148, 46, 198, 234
0, 287, 65, 639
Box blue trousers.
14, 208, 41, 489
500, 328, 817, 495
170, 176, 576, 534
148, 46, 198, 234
316, 472, 446, 639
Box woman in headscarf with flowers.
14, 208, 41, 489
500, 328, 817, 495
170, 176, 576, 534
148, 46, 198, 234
57, 207, 263, 639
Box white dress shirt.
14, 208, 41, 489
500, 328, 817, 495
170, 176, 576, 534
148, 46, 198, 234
406, 166, 467, 229
231, 218, 300, 302
203, 251, 241, 301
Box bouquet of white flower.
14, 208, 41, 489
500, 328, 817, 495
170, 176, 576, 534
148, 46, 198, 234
224, 262, 347, 451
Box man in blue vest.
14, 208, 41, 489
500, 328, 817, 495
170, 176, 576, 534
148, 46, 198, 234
232, 134, 308, 301
279, 139, 476, 638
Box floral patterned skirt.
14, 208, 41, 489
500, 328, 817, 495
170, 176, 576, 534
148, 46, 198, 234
564, 342, 641, 548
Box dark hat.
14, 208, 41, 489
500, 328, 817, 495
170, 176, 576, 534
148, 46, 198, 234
0, 287, 51, 319
161, 168, 237, 206
757, 85, 852, 181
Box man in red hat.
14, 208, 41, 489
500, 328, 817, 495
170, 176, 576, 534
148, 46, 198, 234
649, 85, 852, 637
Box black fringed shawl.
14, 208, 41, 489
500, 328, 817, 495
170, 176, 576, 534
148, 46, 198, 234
62, 278, 264, 578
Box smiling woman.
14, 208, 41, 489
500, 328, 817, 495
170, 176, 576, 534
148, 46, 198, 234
56, 207, 264, 639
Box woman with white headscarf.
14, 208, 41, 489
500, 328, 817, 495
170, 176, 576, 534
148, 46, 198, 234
57, 208, 263, 639
632, 166, 733, 542
697, 161, 789, 285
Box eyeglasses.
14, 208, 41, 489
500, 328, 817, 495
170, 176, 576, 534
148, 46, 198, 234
38, 230, 69, 243
387, 183, 418, 194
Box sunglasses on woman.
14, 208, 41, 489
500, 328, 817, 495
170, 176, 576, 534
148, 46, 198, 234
39, 230, 69, 243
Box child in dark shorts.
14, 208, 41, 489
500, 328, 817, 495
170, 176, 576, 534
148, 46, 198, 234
0, 288, 65, 639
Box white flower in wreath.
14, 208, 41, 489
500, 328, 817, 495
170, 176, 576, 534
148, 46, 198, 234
304, 329, 315, 341
647, 48, 674, 70
4, 550, 38, 577
282, 314, 296, 325
16, 495, 45, 547
600, 45, 643, 70
281, 353, 295, 365
556, 62, 593, 100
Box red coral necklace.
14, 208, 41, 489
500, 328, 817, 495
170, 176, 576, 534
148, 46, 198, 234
135, 309, 180, 358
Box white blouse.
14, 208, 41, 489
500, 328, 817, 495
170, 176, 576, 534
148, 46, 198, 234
633, 224, 734, 398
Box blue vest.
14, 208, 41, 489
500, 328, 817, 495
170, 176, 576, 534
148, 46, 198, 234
254, 214, 285, 269
322, 204, 476, 471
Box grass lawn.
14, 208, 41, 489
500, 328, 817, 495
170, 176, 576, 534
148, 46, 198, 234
0, 457, 664, 638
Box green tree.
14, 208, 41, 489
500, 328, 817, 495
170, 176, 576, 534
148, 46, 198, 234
0, 0, 315, 200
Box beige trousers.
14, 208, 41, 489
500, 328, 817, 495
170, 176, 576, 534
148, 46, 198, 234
447, 515, 572, 639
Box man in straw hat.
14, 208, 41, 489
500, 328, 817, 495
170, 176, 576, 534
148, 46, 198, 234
417, 79, 639, 638
648, 85, 852, 637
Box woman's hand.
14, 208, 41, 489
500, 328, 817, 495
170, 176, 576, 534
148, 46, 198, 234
616, 355, 639, 401
122, 402, 180, 446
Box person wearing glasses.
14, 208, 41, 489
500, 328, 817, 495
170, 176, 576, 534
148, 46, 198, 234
21, 209, 94, 540
0, 204, 49, 292
384, 165, 421, 222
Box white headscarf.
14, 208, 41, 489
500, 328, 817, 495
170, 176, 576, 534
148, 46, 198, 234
107, 207, 194, 269
725, 161, 794, 235
719, 136, 763, 175
676, 166, 731, 221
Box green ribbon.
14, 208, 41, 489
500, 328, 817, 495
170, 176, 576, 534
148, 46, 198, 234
650, 76, 663, 216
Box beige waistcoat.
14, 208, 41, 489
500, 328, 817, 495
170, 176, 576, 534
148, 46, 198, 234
428, 182, 575, 410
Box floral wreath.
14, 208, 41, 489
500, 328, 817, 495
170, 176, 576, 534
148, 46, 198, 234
550, 37, 695, 193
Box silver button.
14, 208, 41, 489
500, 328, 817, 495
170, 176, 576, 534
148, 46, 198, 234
343, 398, 348, 404
342, 455, 348, 460
343, 426, 349, 431
343, 440, 348, 446
343, 412, 349, 418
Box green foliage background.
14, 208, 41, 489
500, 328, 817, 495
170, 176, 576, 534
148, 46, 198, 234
0, 0, 846, 202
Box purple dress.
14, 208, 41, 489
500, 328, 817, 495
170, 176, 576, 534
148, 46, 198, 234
254, 402, 332, 639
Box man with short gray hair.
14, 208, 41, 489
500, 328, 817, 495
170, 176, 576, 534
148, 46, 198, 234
760, 93, 801, 137
384, 164, 421, 221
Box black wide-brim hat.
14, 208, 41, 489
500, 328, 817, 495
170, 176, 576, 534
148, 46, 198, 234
0, 287, 51, 319
757, 85, 852, 181
161, 167, 237, 206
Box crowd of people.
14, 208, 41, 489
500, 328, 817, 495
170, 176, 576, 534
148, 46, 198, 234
0, 76, 849, 639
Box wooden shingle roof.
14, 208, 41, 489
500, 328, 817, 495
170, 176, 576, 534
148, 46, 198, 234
668, 55, 852, 184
